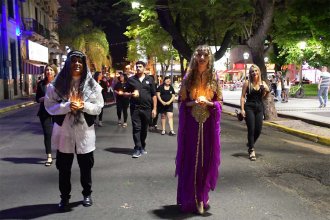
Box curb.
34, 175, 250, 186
264, 121, 330, 146
0, 101, 36, 114
222, 109, 330, 147
0, 100, 115, 115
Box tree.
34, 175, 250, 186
124, 6, 178, 77
59, 14, 111, 71
273, 0, 330, 68
239, 0, 277, 120
76, 0, 131, 68
154, 0, 252, 61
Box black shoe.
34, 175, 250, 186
58, 199, 69, 212
82, 195, 93, 207
169, 130, 176, 136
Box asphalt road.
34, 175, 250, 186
0, 104, 329, 220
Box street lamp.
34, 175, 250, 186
298, 41, 306, 83
131, 1, 141, 9
162, 45, 173, 85
264, 56, 269, 73
243, 52, 249, 79
225, 50, 230, 70
264, 56, 269, 63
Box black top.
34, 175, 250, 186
99, 80, 109, 99
114, 81, 130, 102
127, 74, 156, 109
246, 87, 263, 103
36, 79, 51, 117
157, 84, 175, 102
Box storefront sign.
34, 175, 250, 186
28, 40, 48, 63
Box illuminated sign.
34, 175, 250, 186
28, 40, 49, 63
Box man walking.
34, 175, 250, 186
318, 66, 330, 108
126, 61, 157, 158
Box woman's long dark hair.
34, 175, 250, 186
93, 71, 101, 82
53, 50, 91, 100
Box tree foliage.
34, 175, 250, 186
58, 12, 111, 71
124, 6, 177, 75
273, 0, 330, 67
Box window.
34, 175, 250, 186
7, 0, 14, 19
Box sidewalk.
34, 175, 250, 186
0, 97, 36, 114
222, 89, 330, 146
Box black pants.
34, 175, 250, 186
244, 102, 263, 149
98, 107, 104, 121
39, 116, 53, 154
56, 150, 94, 199
117, 100, 129, 122
150, 113, 159, 127
130, 107, 151, 150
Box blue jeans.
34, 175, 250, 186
318, 87, 329, 106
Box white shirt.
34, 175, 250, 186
45, 83, 104, 154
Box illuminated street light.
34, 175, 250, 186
264, 57, 269, 73
298, 41, 307, 50
131, 1, 141, 9
243, 52, 249, 79
162, 45, 169, 51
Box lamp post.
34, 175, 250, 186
225, 50, 230, 70
162, 45, 174, 85
298, 41, 306, 84
264, 56, 269, 75
243, 52, 249, 79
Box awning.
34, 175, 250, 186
223, 69, 243, 74
23, 60, 44, 75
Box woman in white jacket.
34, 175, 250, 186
45, 50, 104, 211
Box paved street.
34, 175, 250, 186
0, 104, 329, 220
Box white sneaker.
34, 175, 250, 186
161, 130, 166, 135
98, 121, 103, 127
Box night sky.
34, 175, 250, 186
60, 0, 130, 69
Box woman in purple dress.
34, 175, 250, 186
176, 45, 222, 214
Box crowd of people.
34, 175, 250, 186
36, 46, 330, 216
269, 71, 290, 103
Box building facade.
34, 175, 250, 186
0, 0, 22, 100
0, 0, 61, 100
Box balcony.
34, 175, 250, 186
23, 18, 50, 40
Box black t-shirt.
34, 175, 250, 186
127, 74, 156, 109
114, 82, 130, 101
157, 84, 175, 102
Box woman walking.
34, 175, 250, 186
240, 64, 270, 161
114, 73, 130, 127
93, 72, 108, 126
156, 76, 176, 135
36, 64, 57, 166
176, 45, 222, 214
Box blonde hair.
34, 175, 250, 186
185, 45, 214, 91
180, 45, 222, 101
248, 64, 262, 93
